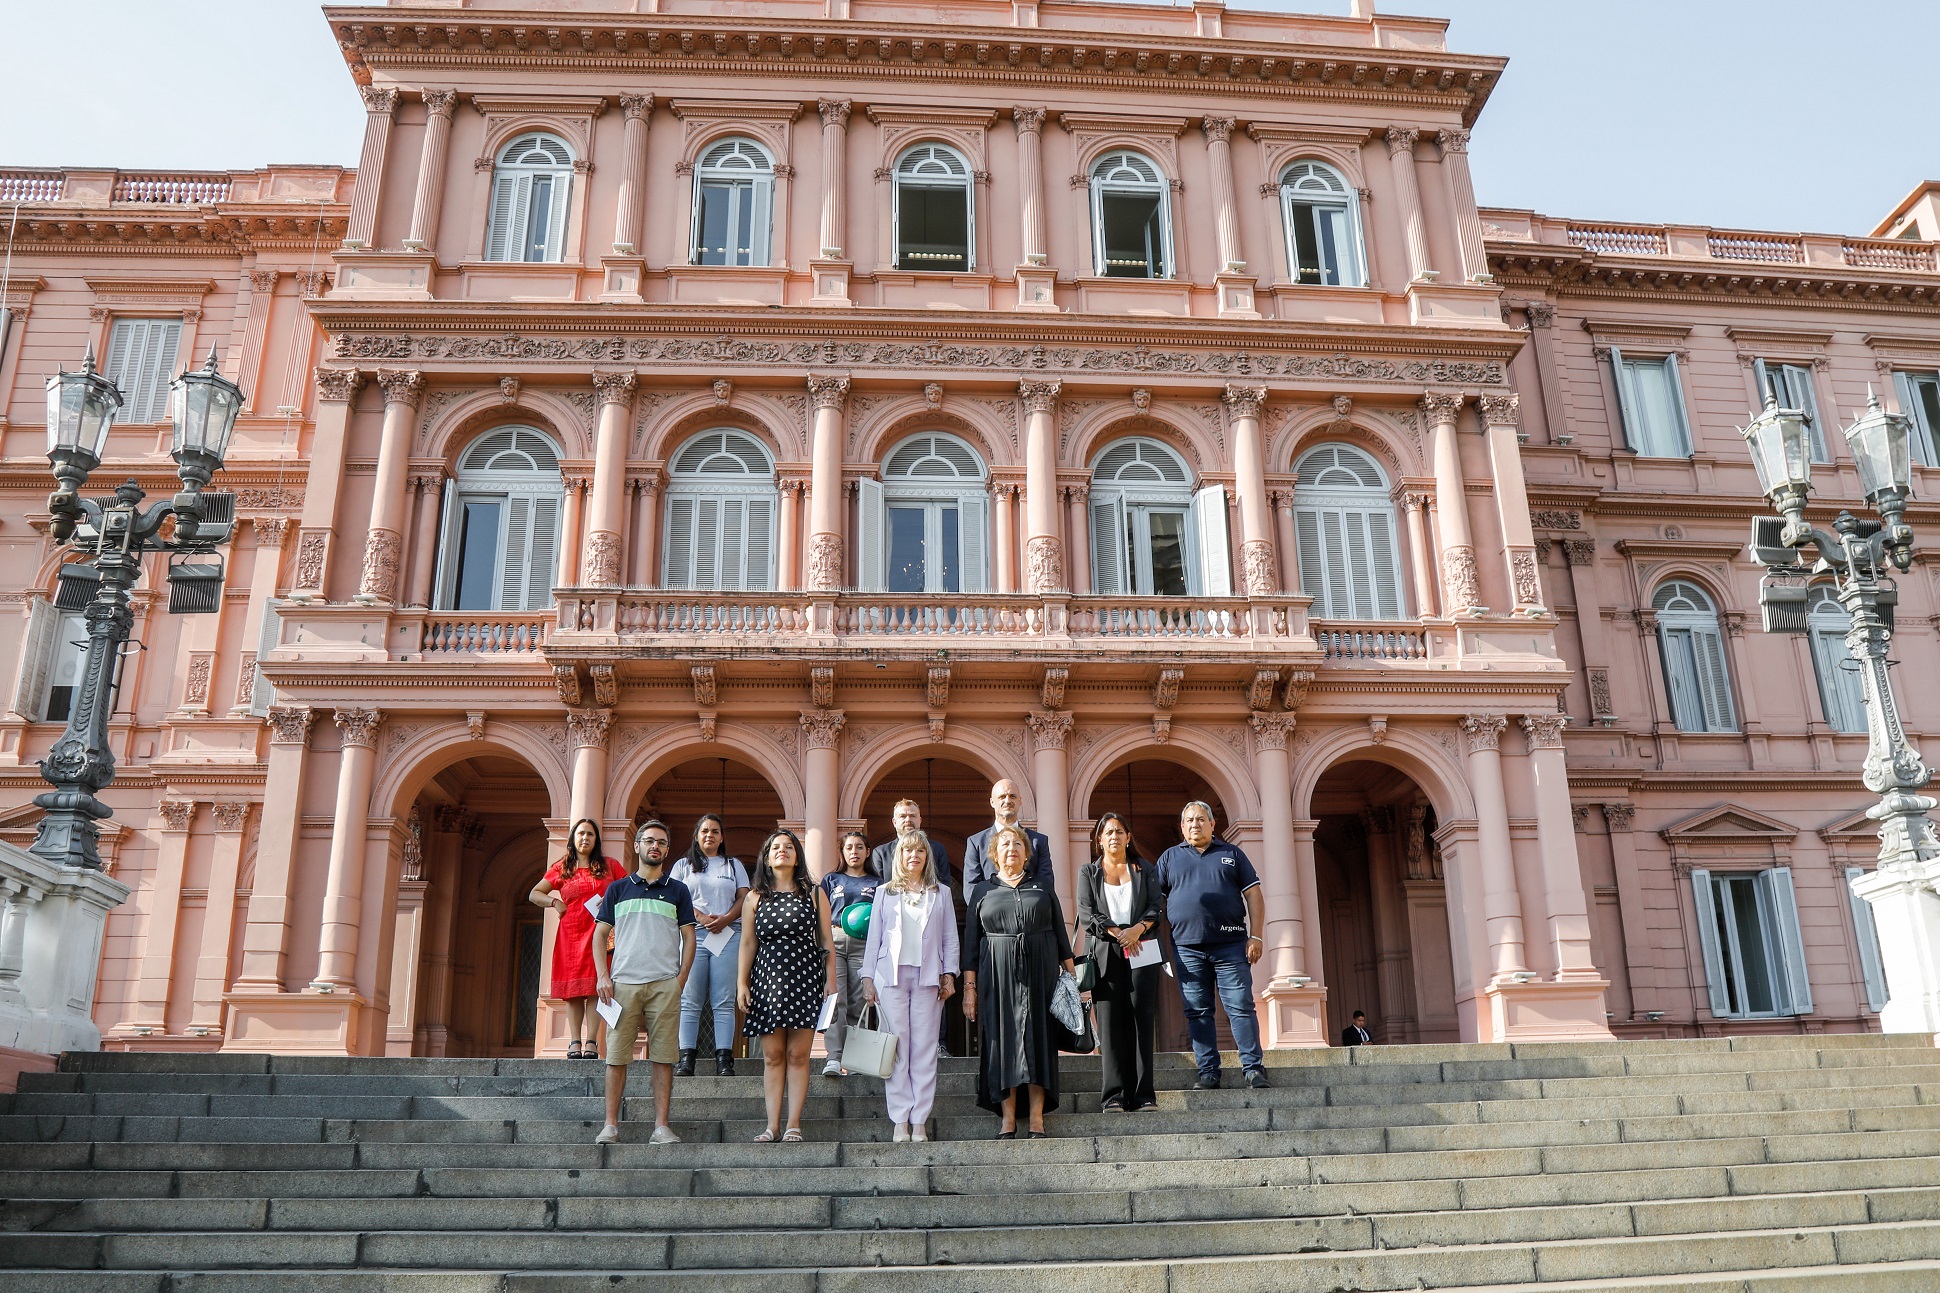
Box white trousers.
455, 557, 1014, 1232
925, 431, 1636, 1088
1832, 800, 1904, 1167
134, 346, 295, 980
878, 977, 944, 1126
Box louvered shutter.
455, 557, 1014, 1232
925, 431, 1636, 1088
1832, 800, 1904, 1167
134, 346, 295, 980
429, 480, 462, 609
1760, 866, 1813, 1016
1780, 365, 1826, 461
500, 496, 532, 608
485, 172, 529, 263
1189, 485, 1230, 597
540, 171, 571, 262
1661, 626, 1704, 731
719, 498, 747, 590
958, 493, 987, 593
750, 172, 773, 266
524, 495, 560, 607
1893, 372, 1934, 466
1366, 508, 1403, 618
11, 598, 56, 721
1845, 867, 1888, 1013
1809, 621, 1865, 733
664, 496, 696, 588
1319, 511, 1352, 615
744, 495, 775, 591
1689, 869, 1734, 1017
249, 599, 280, 716
105, 318, 181, 423
1693, 624, 1736, 731
1090, 493, 1126, 595
856, 477, 886, 592
1294, 508, 1325, 611
694, 498, 721, 589
1607, 345, 1639, 453
1661, 354, 1694, 456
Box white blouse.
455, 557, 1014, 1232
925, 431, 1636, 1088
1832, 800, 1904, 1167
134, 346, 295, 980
1104, 878, 1135, 927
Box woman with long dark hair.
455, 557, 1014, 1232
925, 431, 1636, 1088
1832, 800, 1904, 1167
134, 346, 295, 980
737, 828, 837, 1141
1079, 812, 1165, 1111
820, 829, 880, 1076
669, 813, 750, 1076
528, 818, 625, 1058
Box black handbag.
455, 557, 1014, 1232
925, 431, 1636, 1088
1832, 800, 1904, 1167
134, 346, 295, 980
1055, 1002, 1098, 1055
1071, 911, 1100, 992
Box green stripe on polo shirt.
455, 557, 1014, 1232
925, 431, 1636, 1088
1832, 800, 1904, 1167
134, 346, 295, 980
613, 897, 677, 921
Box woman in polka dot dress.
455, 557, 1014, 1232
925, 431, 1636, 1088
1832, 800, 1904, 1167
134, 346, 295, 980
736, 828, 837, 1142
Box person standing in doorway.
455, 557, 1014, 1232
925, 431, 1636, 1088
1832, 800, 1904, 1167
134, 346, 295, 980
1342, 1011, 1373, 1046
528, 818, 625, 1059
738, 828, 838, 1142
960, 779, 1051, 898
821, 830, 881, 1076
1155, 801, 1270, 1091
872, 799, 954, 1058
1078, 812, 1164, 1112
670, 813, 750, 1077
592, 820, 696, 1145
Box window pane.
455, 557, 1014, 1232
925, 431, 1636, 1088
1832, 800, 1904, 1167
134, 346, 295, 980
1147, 510, 1189, 597
899, 187, 969, 271
1626, 359, 1685, 457
695, 183, 733, 265
940, 507, 960, 593
1710, 877, 1744, 1014
1290, 204, 1322, 284
454, 501, 502, 610
888, 507, 927, 593
1101, 192, 1162, 277
525, 175, 553, 262
1725, 876, 1776, 1014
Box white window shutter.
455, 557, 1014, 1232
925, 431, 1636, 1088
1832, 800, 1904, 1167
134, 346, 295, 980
664, 496, 696, 588
1320, 510, 1353, 615
1090, 493, 1126, 595
11, 598, 56, 721
745, 495, 775, 591
1294, 508, 1325, 612
1189, 484, 1231, 597
525, 494, 560, 607
1810, 624, 1865, 733
1607, 345, 1640, 453
429, 480, 462, 609
1761, 866, 1813, 1016
1893, 371, 1934, 465
958, 493, 987, 593
720, 498, 748, 590
1693, 624, 1736, 731
1661, 626, 1702, 731
500, 496, 533, 610
485, 172, 525, 262
1844, 867, 1888, 1013
1689, 868, 1733, 1017
1367, 508, 1403, 618
543, 171, 571, 262
751, 175, 774, 266
693, 498, 721, 589
1662, 353, 1694, 456
249, 599, 281, 717
856, 477, 886, 593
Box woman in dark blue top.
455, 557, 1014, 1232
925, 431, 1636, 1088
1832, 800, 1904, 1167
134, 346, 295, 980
820, 830, 880, 1075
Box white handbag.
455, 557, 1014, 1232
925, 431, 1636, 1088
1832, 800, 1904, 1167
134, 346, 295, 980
841, 1002, 899, 1079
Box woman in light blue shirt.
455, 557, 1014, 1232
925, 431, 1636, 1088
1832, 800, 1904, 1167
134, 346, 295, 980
669, 813, 750, 1076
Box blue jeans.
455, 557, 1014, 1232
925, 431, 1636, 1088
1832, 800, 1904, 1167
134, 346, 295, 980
1173, 941, 1264, 1077
679, 928, 738, 1050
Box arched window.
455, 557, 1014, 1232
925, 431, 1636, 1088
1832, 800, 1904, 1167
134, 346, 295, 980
435, 427, 565, 611
1806, 586, 1866, 733
485, 133, 575, 263
1090, 437, 1225, 597
894, 144, 974, 272
1653, 580, 1737, 732
859, 433, 987, 593
690, 138, 774, 266
663, 429, 776, 591
1089, 150, 1171, 279
1280, 160, 1366, 287
1292, 444, 1405, 620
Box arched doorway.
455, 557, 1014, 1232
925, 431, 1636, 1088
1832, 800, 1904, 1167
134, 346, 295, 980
1309, 759, 1459, 1044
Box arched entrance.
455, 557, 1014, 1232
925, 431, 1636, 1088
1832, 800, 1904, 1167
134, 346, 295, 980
1309, 759, 1459, 1044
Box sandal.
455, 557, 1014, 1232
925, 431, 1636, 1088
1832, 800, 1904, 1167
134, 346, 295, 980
781, 1128, 804, 1142
752, 1129, 776, 1143
566, 1041, 584, 1059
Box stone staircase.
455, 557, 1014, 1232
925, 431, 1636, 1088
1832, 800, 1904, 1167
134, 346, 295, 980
4, 1034, 1940, 1290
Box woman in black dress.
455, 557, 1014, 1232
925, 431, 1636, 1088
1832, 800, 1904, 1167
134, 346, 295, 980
736, 828, 836, 1142
1078, 812, 1164, 1112
963, 823, 1075, 1138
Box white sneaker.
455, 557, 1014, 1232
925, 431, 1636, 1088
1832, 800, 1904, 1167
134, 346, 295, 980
911, 1124, 929, 1142
822, 1059, 843, 1077
595, 1124, 620, 1145
892, 1122, 911, 1142
649, 1125, 682, 1145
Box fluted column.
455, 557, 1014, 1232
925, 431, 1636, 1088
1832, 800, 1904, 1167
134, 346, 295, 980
1434, 129, 1490, 284
556, 477, 587, 589
1423, 392, 1482, 615
1271, 490, 1298, 596
993, 483, 1018, 593
313, 708, 383, 991
1014, 106, 1049, 263
634, 477, 661, 589
1028, 712, 1075, 912
230, 518, 290, 714
1384, 127, 1434, 282
817, 100, 851, 257
230, 708, 316, 1001
357, 370, 424, 604
1020, 380, 1063, 592
1521, 715, 1601, 980
1223, 384, 1278, 596
345, 87, 399, 249
292, 368, 364, 600
1479, 393, 1543, 614
1402, 493, 1439, 617
806, 375, 850, 591
584, 372, 637, 587
189, 803, 251, 1032
404, 474, 444, 609
405, 89, 457, 251
567, 709, 613, 825
1063, 485, 1091, 596
129, 800, 195, 1030
1251, 713, 1306, 980
1461, 715, 1530, 982
800, 710, 846, 879
612, 94, 653, 255
1204, 115, 1243, 271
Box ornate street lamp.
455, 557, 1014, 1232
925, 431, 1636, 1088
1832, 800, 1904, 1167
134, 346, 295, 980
1744, 391, 1940, 1031
32, 347, 241, 870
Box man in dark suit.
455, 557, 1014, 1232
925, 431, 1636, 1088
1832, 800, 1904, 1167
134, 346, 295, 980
960, 778, 1051, 900
871, 798, 952, 890
1342, 1011, 1372, 1047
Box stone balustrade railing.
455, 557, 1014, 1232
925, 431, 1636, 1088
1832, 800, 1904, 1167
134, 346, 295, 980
0, 171, 63, 203
1500, 212, 1940, 274
111, 173, 234, 205
0, 169, 238, 206
1317, 622, 1431, 661
419, 612, 551, 655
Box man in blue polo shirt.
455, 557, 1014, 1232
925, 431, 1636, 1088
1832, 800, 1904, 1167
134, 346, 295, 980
592, 820, 696, 1145
1155, 800, 1269, 1090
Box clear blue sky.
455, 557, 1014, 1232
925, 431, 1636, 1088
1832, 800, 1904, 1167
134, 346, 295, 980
5, 1, 1930, 235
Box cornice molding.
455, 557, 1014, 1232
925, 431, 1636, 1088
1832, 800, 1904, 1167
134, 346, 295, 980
1489, 241, 1940, 313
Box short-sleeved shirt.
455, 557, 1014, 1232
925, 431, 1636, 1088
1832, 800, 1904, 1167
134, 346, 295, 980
822, 870, 880, 920
597, 871, 696, 983
1154, 838, 1261, 949
668, 856, 749, 919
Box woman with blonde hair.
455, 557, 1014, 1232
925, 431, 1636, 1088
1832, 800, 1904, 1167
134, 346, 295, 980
860, 829, 959, 1141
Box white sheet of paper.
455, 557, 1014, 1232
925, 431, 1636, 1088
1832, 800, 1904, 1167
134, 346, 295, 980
1127, 940, 1163, 970
815, 992, 838, 1032
702, 927, 734, 959
594, 995, 621, 1029
583, 895, 601, 919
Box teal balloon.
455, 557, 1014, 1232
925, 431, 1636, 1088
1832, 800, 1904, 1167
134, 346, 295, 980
840, 902, 872, 937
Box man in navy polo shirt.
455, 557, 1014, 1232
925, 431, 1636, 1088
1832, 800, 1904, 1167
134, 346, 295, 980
1155, 800, 1269, 1090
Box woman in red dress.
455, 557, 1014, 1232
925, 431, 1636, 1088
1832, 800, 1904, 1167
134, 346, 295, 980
528, 819, 624, 1058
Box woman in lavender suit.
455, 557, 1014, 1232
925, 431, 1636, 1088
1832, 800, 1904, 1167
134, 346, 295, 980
860, 829, 960, 1142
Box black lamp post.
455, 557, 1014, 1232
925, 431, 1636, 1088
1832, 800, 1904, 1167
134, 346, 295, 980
32, 346, 242, 870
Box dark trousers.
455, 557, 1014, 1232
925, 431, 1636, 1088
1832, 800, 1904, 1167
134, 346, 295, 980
1092, 955, 1161, 1110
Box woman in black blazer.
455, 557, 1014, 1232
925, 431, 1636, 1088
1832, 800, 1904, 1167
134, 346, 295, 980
1077, 812, 1165, 1112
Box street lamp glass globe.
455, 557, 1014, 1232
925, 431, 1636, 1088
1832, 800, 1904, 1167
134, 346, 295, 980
1741, 398, 1813, 500
1845, 391, 1913, 503
44, 348, 122, 468
168, 347, 245, 482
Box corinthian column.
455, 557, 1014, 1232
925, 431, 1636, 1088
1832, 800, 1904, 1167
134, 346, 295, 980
358, 370, 424, 604
1422, 392, 1482, 615
313, 708, 383, 991
806, 375, 851, 591
292, 368, 364, 600
1460, 714, 1529, 983
1384, 127, 1434, 283
612, 95, 653, 255
1223, 384, 1278, 595
1479, 393, 1543, 613
345, 86, 398, 250
567, 709, 614, 824
1028, 711, 1075, 910
405, 90, 458, 251
1020, 380, 1064, 592
800, 709, 845, 879
1204, 116, 1243, 271
817, 99, 851, 257
1435, 129, 1490, 284
1014, 107, 1048, 263
584, 371, 637, 587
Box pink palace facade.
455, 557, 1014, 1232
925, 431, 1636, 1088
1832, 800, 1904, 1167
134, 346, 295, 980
0, 0, 1936, 1061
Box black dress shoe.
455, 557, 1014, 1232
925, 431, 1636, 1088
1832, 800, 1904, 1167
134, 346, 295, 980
673, 1049, 697, 1078
714, 1050, 735, 1076
1245, 1069, 1270, 1089
1194, 1073, 1221, 1090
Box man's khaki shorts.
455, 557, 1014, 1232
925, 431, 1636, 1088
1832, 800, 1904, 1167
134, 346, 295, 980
606, 977, 681, 1066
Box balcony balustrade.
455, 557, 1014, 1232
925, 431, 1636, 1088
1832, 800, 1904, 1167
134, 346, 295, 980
418, 612, 552, 656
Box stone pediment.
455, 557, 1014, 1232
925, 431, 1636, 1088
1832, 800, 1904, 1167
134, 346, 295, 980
1659, 804, 1799, 843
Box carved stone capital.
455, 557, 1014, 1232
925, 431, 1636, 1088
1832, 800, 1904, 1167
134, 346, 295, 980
591, 370, 637, 406
1018, 378, 1062, 415
1027, 710, 1074, 752
1603, 802, 1636, 832
375, 368, 425, 410
1013, 105, 1047, 134
1520, 714, 1568, 749
422, 88, 458, 117
1525, 301, 1556, 329
1476, 393, 1520, 427
1025, 535, 1064, 593
158, 801, 195, 833
1384, 126, 1420, 156
1418, 390, 1463, 426
1202, 114, 1236, 144
1436, 127, 1470, 155
267, 706, 316, 747
1249, 711, 1293, 752
314, 367, 364, 403
818, 98, 852, 128
249, 269, 281, 294
360, 85, 399, 115
211, 802, 251, 834
620, 93, 654, 120
807, 373, 851, 410
800, 708, 846, 750
1460, 714, 1507, 754
1222, 383, 1267, 421
335, 707, 383, 750
567, 708, 613, 751
1563, 539, 1597, 568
